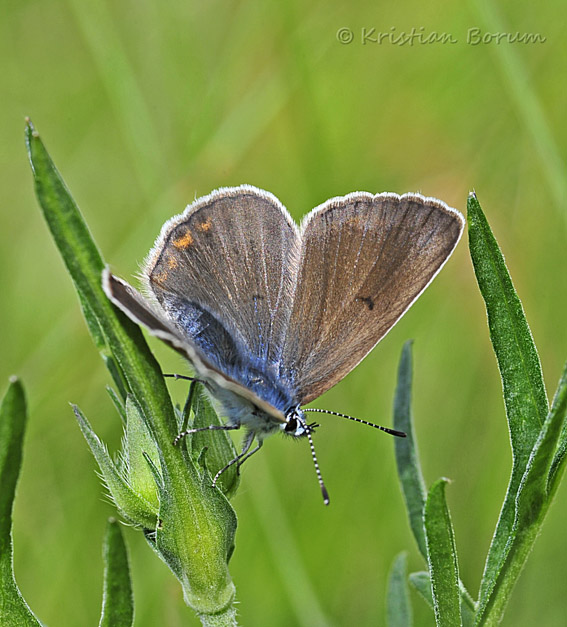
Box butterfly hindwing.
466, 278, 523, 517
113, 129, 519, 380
102, 269, 287, 424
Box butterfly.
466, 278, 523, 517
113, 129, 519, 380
103, 185, 464, 503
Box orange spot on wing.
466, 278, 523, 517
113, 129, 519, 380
153, 271, 169, 285
198, 218, 212, 232
167, 256, 178, 269
173, 230, 193, 249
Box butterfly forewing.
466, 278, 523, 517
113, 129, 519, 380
280, 193, 464, 404
145, 186, 301, 371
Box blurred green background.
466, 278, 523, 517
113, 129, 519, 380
1, 0, 566, 625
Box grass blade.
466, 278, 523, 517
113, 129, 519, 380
387, 552, 412, 627
425, 479, 461, 627
467, 192, 548, 617
468, 0, 567, 219
99, 519, 134, 627
0, 379, 42, 626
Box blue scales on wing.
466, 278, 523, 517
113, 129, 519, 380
144, 186, 302, 412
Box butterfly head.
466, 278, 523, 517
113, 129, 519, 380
283, 406, 318, 438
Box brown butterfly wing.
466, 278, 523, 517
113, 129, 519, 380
144, 185, 301, 369
279, 193, 464, 405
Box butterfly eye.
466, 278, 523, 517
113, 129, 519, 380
284, 416, 298, 433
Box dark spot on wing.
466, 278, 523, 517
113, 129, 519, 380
356, 296, 375, 311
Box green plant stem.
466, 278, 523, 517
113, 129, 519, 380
26, 119, 237, 620
198, 607, 238, 627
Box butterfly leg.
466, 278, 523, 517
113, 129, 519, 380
164, 373, 196, 381
211, 432, 262, 487
173, 423, 240, 446
235, 440, 263, 473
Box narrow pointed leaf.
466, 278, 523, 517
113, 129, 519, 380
409, 571, 433, 610
393, 340, 427, 557
480, 364, 567, 625
25, 119, 178, 448
459, 585, 476, 627
547, 363, 567, 496
393, 342, 474, 613
468, 192, 548, 616
143, 452, 164, 492
99, 519, 134, 627
103, 357, 129, 403
73, 404, 158, 529
425, 479, 461, 626
125, 395, 160, 509
0, 379, 42, 626
78, 289, 107, 351
106, 386, 127, 425
190, 386, 239, 499
387, 552, 412, 627
410, 571, 475, 627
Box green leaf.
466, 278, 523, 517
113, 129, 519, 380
479, 363, 567, 625
409, 571, 475, 627
547, 363, 567, 496
124, 395, 161, 509
106, 386, 127, 425
387, 552, 412, 627
25, 119, 177, 447
73, 404, 159, 529
190, 385, 240, 499
409, 571, 433, 610
467, 192, 548, 616
99, 519, 134, 627
0, 378, 43, 626
424, 479, 461, 627
459, 586, 476, 627
103, 357, 129, 403
78, 289, 107, 351
393, 340, 427, 558
393, 342, 475, 618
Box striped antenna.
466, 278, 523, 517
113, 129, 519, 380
303, 408, 406, 438
299, 415, 330, 505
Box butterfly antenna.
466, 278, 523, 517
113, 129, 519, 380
303, 408, 406, 438
301, 420, 329, 506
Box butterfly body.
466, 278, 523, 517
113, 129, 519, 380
204, 372, 308, 439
